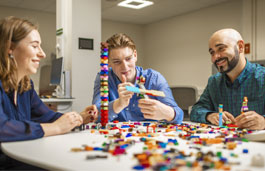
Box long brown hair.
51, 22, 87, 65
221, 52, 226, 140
0, 16, 38, 93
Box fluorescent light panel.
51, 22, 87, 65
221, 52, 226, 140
118, 0, 153, 9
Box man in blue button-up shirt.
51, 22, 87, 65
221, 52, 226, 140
92, 33, 183, 124
190, 28, 265, 130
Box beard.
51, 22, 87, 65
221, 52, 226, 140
214, 46, 240, 74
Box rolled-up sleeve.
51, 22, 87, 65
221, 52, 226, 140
154, 72, 183, 124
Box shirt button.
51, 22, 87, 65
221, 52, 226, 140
126, 108, 129, 111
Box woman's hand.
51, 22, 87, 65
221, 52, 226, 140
41, 112, 83, 137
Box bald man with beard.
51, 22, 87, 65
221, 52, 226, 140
190, 28, 265, 130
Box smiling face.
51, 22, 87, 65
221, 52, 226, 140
208, 30, 241, 74
109, 47, 137, 83
10, 29, 46, 80
209, 43, 240, 73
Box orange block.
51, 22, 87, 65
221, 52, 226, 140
205, 138, 223, 144
222, 165, 231, 171
165, 128, 175, 132
136, 153, 148, 161
215, 161, 224, 169
200, 123, 208, 127
227, 142, 237, 150
84, 146, 94, 151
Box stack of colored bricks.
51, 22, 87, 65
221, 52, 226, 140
100, 48, 109, 127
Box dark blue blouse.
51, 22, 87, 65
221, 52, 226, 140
0, 80, 62, 142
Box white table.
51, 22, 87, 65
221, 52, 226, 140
1, 122, 265, 171
1, 130, 137, 170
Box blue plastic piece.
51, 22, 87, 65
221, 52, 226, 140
243, 149, 248, 153
159, 142, 167, 148
143, 123, 150, 126
121, 125, 130, 128
133, 165, 145, 170
93, 147, 103, 151
126, 86, 140, 93
102, 52, 108, 56
126, 133, 132, 137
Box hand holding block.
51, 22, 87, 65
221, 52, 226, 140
125, 86, 165, 97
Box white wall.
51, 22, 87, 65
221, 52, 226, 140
102, 0, 243, 93
143, 0, 242, 92
256, 0, 265, 60
242, 0, 265, 61
102, 0, 265, 95
68, 0, 101, 111
0, 6, 56, 93
102, 20, 145, 67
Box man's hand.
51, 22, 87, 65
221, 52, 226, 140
138, 99, 175, 121
235, 111, 265, 130
80, 105, 98, 124
206, 111, 236, 125
113, 75, 134, 113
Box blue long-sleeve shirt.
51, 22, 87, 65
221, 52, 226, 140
190, 59, 265, 123
0, 80, 62, 142
92, 66, 183, 124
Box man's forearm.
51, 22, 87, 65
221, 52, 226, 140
113, 99, 126, 114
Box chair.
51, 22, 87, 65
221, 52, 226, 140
170, 86, 198, 121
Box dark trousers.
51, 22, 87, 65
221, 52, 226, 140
0, 150, 45, 170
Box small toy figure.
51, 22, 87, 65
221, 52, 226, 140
136, 75, 149, 99
241, 96, 249, 114
219, 104, 223, 127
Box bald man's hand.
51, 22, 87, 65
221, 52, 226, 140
206, 111, 236, 125
113, 75, 134, 113
235, 111, 265, 130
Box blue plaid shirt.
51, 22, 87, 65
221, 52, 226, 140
92, 66, 183, 124
190, 59, 265, 123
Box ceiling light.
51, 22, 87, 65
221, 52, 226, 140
118, 0, 153, 9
